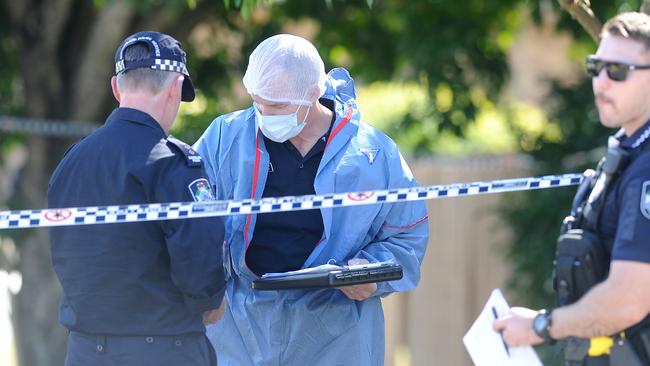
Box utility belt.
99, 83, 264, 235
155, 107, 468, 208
561, 329, 650, 366
553, 141, 650, 365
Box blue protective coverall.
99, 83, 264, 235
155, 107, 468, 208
194, 68, 429, 366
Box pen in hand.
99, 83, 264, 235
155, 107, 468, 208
492, 306, 511, 357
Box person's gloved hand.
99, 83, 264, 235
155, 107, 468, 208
337, 258, 377, 301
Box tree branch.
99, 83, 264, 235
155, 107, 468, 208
642, 0, 650, 15
557, 0, 601, 42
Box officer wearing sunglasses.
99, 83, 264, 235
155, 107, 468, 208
494, 11, 650, 366
586, 56, 650, 82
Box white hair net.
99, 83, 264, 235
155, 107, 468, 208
243, 34, 327, 106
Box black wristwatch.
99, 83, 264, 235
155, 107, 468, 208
532, 309, 556, 344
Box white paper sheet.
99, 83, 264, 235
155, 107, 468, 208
463, 288, 543, 366
261, 263, 342, 278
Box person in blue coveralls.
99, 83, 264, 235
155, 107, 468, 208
48, 31, 226, 366
194, 34, 429, 366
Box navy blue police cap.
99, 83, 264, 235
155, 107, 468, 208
114, 31, 195, 102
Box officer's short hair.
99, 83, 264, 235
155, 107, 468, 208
116, 43, 177, 95
601, 12, 650, 50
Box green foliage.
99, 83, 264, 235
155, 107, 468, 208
356, 81, 528, 155
256, 0, 525, 153
166, 0, 532, 148
222, 0, 273, 18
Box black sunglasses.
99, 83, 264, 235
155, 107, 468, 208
586, 55, 650, 81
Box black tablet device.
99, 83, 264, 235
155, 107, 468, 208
252, 262, 403, 291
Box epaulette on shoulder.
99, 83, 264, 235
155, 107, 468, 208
62, 136, 86, 158
166, 136, 203, 167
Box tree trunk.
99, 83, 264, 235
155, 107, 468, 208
11, 135, 70, 366
9, 0, 76, 361
642, 0, 650, 15
69, 0, 135, 121
556, 0, 601, 42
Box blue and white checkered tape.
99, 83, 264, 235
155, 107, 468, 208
0, 173, 583, 230
0, 116, 99, 138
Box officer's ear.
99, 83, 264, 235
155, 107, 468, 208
305, 84, 321, 104
168, 75, 184, 102
111, 76, 121, 103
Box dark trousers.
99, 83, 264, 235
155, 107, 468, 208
582, 356, 608, 366
565, 356, 608, 366
65, 331, 217, 366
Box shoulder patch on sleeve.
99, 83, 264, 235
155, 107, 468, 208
188, 178, 215, 202
166, 136, 203, 167
641, 181, 650, 219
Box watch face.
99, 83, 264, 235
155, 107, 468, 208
533, 314, 547, 333
533, 312, 550, 337
533, 310, 555, 344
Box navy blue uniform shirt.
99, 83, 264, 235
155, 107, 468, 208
596, 119, 650, 352
48, 108, 226, 336
245, 100, 335, 276
599, 120, 650, 264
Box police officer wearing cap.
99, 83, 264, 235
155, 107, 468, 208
48, 31, 226, 366
493, 12, 650, 366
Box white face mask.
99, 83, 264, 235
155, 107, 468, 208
254, 102, 311, 143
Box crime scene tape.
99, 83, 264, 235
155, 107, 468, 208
0, 116, 99, 138
0, 173, 583, 230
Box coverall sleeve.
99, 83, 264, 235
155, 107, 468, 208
156, 159, 227, 314
193, 116, 223, 198
353, 152, 429, 298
